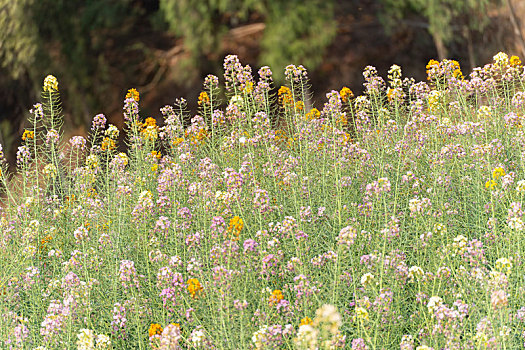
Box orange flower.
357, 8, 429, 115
198, 91, 210, 106
278, 86, 293, 106
143, 117, 157, 128
148, 323, 163, 337
187, 278, 203, 298
269, 289, 284, 306
426, 59, 440, 81
126, 88, 140, 102
299, 316, 313, 326
227, 216, 244, 240
340, 87, 354, 102
305, 108, 321, 120
22, 130, 35, 141
101, 137, 115, 151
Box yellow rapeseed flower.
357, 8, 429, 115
101, 137, 116, 151
510, 55, 522, 67
453, 68, 464, 80
355, 307, 369, 322
492, 167, 505, 180
242, 81, 253, 94
485, 180, 497, 190
143, 117, 157, 128
43, 75, 59, 92
126, 88, 139, 102
295, 101, 305, 112
426, 59, 440, 81
172, 137, 184, 146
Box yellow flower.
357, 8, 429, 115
172, 137, 184, 146
101, 137, 116, 151
492, 167, 505, 180
510, 55, 522, 67
242, 81, 253, 94
148, 323, 163, 337
269, 289, 284, 306
151, 151, 161, 159
485, 180, 497, 190
295, 101, 305, 112
426, 59, 440, 80
278, 86, 293, 106
495, 257, 513, 274
43, 164, 57, 179
227, 216, 244, 240
22, 130, 34, 141
143, 117, 157, 128
43, 75, 59, 92
187, 278, 203, 298
340, 87, 354, 102
453, 68, 463, 80
355, 307, 369, 322
126, 88, 139, 102
299, 316, 313, 326
198, 91, 210, 106
117, 153, 129, 166
141, 126, 158, 141
305, 108, 321, 120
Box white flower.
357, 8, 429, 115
408, 266, 424, 281
252, 325, 268, 349
76, 329, 95, 350
95, 334, 111, 349
427, 296, 442, 314
105, 124, 120, 139
493, 52, 509, 66
495, 257, 513, 274
190, 328, 205, 347
416, 346, 434, 350
295, 324, 318, 350
508, 217, 524, 231
314, 304, 342, 334
230, 95, 243, 107
516, 180, 525, 193
360, 273, 374, 286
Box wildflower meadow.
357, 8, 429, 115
3, 52, 525, 349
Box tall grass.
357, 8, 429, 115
1, 53, 525, 349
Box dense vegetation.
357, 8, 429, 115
2, 52, 525, 348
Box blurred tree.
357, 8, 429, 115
378, 0, 500, 61
158, 0, 337, 80
0, 0, 39, 79
1, 0, 144, 128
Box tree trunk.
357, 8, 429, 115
432, 32, 448, 60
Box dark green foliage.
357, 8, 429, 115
378, 0, 499, 59
159, 0, 337, 80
